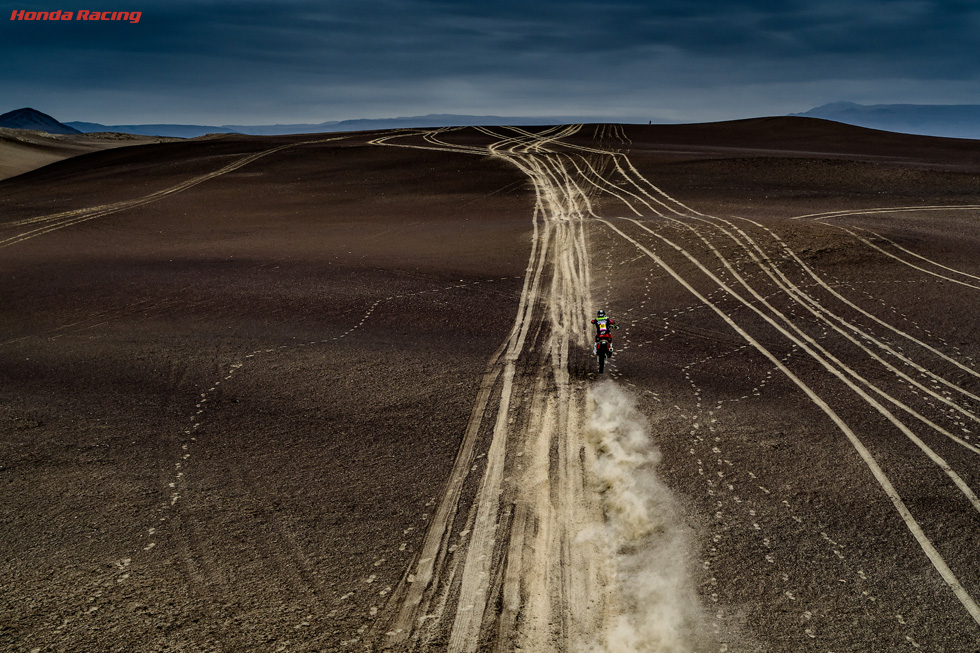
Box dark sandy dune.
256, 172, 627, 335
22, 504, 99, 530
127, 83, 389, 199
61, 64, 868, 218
2, 119, 979, 651
0, 128, 175, 181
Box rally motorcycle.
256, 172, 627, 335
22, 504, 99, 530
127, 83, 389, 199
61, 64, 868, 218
594, 334, 612, 373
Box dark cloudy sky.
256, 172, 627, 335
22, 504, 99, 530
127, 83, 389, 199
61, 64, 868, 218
3, 0, 979, 125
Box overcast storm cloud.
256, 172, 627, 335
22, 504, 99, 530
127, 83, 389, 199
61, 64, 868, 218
2, 0, 980, 124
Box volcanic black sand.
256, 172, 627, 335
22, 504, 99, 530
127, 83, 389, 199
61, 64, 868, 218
2, 119, 979, 652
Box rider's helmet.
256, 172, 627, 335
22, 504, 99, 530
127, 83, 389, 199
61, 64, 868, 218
597, 310, 606, 318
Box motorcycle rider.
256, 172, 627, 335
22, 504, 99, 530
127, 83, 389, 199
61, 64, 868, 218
591, 309, 618, 356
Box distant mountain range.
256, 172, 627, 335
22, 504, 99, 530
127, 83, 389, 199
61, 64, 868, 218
65, 121, 240, 138
6, 104, 980, 140
69, 114, 603, 137
3, 108, 615, 138
222, 114, 599, 136
792, 102, 980, 139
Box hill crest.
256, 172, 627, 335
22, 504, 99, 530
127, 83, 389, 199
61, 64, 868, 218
0, 108, 82, 135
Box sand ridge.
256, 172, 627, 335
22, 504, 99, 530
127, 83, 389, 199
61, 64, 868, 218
0, 127, 176, 181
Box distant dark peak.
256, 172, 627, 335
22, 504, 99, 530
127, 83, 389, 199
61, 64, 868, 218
0, 107, 47, 121
0, 107, 82, 135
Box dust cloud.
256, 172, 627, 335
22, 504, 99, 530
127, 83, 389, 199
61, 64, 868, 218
583, 380, 708, 653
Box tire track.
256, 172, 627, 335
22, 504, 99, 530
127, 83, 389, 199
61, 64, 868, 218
790, 205, 980, 288
373, 125, 721, 651
599, 217, 980, 628
504, 132, 980, 636
376, 127, 632, 651
0, 136, 349, 249
557, 142, 980, 450
830, 223, 980, 291
367, 124, 980, 647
